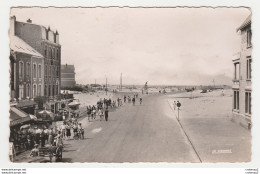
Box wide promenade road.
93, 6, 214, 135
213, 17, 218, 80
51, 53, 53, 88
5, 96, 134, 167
62, 94, 200, 163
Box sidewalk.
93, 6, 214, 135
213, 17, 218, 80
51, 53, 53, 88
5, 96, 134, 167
167, 90, 251, 162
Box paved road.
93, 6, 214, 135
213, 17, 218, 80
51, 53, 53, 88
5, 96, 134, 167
62, 94, 200, 163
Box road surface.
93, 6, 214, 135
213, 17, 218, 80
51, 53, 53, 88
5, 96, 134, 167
62, 94, 200, 163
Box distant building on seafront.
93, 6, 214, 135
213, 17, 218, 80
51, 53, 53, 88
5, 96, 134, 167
232, 14, 252, 129
61, 64, 76, 88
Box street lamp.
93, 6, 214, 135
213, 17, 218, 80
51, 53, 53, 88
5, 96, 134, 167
105, 75, 107, 95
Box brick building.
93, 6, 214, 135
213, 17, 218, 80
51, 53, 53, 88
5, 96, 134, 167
10, 17, 45, 100
232, 14, 252, 129
61, 64, 76, 88
13, 17, 61, 98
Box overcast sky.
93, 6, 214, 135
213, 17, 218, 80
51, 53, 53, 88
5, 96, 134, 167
11, 7, 251, 86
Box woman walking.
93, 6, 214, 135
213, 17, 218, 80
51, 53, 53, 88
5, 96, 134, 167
66, 123, 71, 140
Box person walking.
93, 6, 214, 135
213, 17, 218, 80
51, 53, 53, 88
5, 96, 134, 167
97, 108, 103, 121
132, 97, 135, 106
140, 97, 142, 104
66, 123, 71, 140
124, 95, 126, 103
105, 108, 109, 121
48, 128, 54, 145
87, 106, 91, 121
117, 98, 120, 107
61, 123, 66, 139
173, 101, 177, 110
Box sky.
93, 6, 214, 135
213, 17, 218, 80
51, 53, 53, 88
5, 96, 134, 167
11, 7, 251, 86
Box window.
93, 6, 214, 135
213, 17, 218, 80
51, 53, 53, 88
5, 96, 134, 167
38, 64, 42, 78
234, 62, 240, 80
56, 66, 59, 77
233, 90, 239, 110
49, 47, 52, 59
33, 64, 37, 78
56, 85, 59, 95
245, 92, 251, 115
52, 48, 54, 59
44, 45, 47, 57
26, 62, 30, 77
53, 49, 56, 59
53, 85, 55, 96
49, 85, 52, 96
45, 65, 47, 78
44, 85, 47, 96
38, 84, 41, 96
56, 49, 59, 60
246, 57, 252, 80
247, 29, 252, 48
33, 84, 37, 98
49, 66, 51, 78
19, 61, 24, 80
19, 84, 24, 99
26, 84, 30, 98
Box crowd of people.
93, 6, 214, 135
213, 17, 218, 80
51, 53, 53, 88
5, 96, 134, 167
12, 93, 144, 160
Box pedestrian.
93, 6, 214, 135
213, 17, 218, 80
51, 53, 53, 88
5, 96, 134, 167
97, 108, 102, 121
48, 128, 54, 145
105, 108, 109, 121
87, 106, 91, 121
124, 95, 126, 103
73, 123, 78, 140
173, 101, 176, 110
140, 97, 142, 104
132, 97, 135, 106
29, 144, 39, 157
54, 131, 63, 147
66, 123, 71, 140
117, 98, 120, 107
61, 123, 66, 139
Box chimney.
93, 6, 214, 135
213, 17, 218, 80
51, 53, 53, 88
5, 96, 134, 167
27, 18, 32, 23
55, 30, 59, 44
10, 15, 16, 36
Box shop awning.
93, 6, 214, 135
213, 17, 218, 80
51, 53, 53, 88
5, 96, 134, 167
10, 107, 32, 127
16, 100, 37, 108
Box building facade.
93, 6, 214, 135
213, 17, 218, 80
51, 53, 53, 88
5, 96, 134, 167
10, 29, 44, 100
61, 64, 76, 88
13, 17, 61, 98
232, 14, 252, 129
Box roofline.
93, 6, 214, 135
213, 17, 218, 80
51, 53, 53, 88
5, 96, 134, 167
16, 20, 57, 33
236, 14, 251, 32
10, 49, 44, 58
236, 21, 251, 32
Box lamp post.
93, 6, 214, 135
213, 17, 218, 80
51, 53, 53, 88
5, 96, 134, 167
105, 76, 107, 95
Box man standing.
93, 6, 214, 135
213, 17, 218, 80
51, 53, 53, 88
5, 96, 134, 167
173, 101, 177, 110
132, 97, 135, 106
117, 98, 120, 107
105, 108, 109, 121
